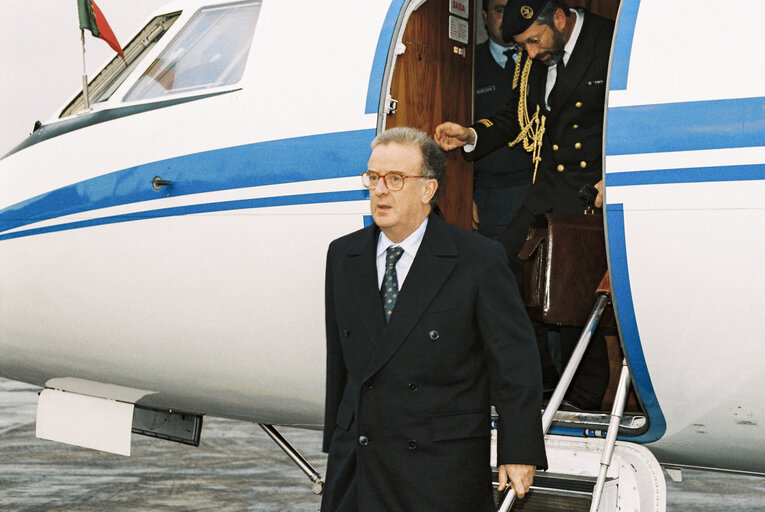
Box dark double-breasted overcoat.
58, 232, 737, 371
321, 214, 547, 512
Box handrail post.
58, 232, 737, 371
589, 359, 631, 512
259, 424, 325, 495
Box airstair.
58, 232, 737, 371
493, 274, 666, 511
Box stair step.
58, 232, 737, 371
493, 472, 615, 511
509, 490, 592, 511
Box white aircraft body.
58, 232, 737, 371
0, 0, 763, 509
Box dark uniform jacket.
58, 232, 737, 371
466, 12, 614, 214
321, 214, 547, 512
474, 41, 534, 189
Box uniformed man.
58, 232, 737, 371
435, 0, 613, 410
472, 0, 534, 238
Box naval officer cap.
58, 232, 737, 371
502, 0, 549, 38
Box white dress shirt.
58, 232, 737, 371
376, 217, 428, 290
544, 9, 583, 109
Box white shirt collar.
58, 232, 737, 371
488, 38, 515, 68
376, 217, 428, 289
376, 216, 428, 259
563, 9, 584, 66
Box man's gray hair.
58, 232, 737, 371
371, 126, 446, 206
536, 0, 570, 27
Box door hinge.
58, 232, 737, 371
385, 97, 398, 115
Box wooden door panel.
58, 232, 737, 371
386, 0, 473, 229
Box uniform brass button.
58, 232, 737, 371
409, 383, 418, 392
557, 164, 565, 172
573, 124, 579, 129
580, 161, 587, 168
408, 440, 417, 450
429, 330, 439, 340
552, 144, 559, 151
575, 142, 582, 149
359, 436, 369, 446
575, 101, 583, 108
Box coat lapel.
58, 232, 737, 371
547, 14, 596, 114
363, 215, 457, 380
343, 225, 386, 344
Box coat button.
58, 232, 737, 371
574, 142, 582, 149
552, 144, 559, 151
343, 328, 350, 337
409, 383, 418, 392
575, 101, 583, 108
365, 380, 374, 390
408, 440, 417, 450
573, 123, 579, 129
359, 436, 369, 446
429, 330, 439, 340
557, 164, 565, 172
580, 161, 587, 168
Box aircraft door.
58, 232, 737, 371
385, 0, 474, 230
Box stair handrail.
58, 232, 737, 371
496, 272, 611, 512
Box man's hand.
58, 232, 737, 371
472, 200, 480, 230
497, 464, 535, 499
594, 179, 603, 208
433, 122, 475, 151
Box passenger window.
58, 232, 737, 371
124, 0, 261, 102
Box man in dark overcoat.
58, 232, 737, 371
434, 0, 614, 411
321, 127, 547, 511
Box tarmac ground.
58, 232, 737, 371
1, 379, 763, 511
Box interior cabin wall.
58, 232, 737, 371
386, 0, 474, 229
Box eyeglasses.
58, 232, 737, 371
361, 170, 425, 191
514, 24, 548, 50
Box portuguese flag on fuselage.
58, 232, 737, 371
77, 0, 124, 59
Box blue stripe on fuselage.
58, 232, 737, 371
0, 190, 369, 241
607, 163, 765, 187
0, 129, 376, 235
365, 0, 406, 114
610, 0, 641, 91
606, 97, 765, 156
606, 203, 667, 443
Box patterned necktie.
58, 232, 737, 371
382, 246, 404, 323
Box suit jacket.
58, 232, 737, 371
321, 214, 547, 512
466, 12, 614, 214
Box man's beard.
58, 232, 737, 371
539, 27, 567, 66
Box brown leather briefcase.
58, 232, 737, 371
518, 213, 609, 326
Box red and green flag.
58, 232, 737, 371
77, 0, 124, 59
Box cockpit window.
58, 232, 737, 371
60, 12, 181, 118
124, 0, 261, 102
